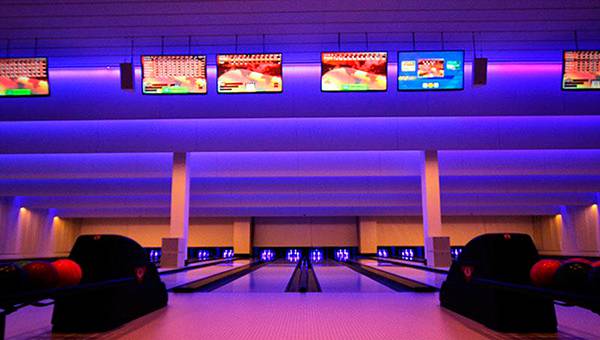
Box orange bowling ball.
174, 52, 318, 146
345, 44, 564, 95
530, 259, 562, 287
52, 259, 83, 287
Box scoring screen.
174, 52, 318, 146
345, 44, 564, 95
0, 57, 49, 97
141, 55, 207, 94
321, 52, 387, 92
397, 51, 464, 91
217, 53, 282, 93
562, 50, 600, 90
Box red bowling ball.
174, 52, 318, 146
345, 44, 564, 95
23, 261, 59, 290
52, 259, 83, 287
530, 259, 562, 287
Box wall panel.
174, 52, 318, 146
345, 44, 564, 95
253, 217, 357, 247
79, 217, 236, 247
376, 215, 538, 247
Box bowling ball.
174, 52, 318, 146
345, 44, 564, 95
52, 259, 83, 287
23, 261, 59, 290
14, 260, 31, 268
554, 261, 592, 291
0, 263, 28, 294
530, 259, 562, 287
586, 261, 600, 293
565, 258, 593, 265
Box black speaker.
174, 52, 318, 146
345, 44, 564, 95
473, 57, 488, 85
440, 233, 557, 333
52, 235, 168, 332
120, 63, 134, 90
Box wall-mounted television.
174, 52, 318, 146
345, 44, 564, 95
217, 53, 282, 93
562, 50, 600, 90
0, 57, 49, 97
397, 51, 464, 91
141, 55, 207, 94
321, 52, 387, 92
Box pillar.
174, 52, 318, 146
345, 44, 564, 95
233, 218, 252, 256
420, 150, 451, 267
358, 217, 378, 255
162, 152, 191, 268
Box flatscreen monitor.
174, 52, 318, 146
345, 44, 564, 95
562, 50, 600, 90
397, 51, 464, 91
321, 52, 387, 92
217, 53, 282, 93
141, 55, 207, 94
0, 57, 49, 97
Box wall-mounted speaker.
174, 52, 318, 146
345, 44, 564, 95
473, 58, 488, 85
120, 63, 134, 90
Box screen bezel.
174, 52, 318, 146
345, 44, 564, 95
216, 52, 283, 94
561, 50, 600, 91
320, 51, 389, 93
140, 54, 208, 96
396, 50, 465, 92
0, 57, 50, 98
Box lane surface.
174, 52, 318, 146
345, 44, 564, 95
213, 262, 296, 293
358, 259, 447, 288
161, 259, 250, 289
312, 261, 394, 292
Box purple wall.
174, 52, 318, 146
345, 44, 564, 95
0, 63, 599, 121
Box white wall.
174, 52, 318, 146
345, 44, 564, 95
253, 217, 358, 247
79, 217, 237, 247
0, 197, 80, 258
376, 215, 539, 247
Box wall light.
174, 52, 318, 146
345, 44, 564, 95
19, 207, 26, 212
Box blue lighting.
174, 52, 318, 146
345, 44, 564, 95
287, 249, 301, 263
310, 249, 322, 263
335, 248, 349, 262
400, 249, 414, 260
260, 249, 275, 261
197, 249, 210, 260
222, 249, 234, 259
451, 248, 463, 260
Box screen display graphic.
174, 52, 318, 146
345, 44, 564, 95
141, 55, 207, 94
0, 57, 49, 97
562, 50, 600, 90
321, 52, 387, 92
397, 51, 464, 91
217, 53, 282, 93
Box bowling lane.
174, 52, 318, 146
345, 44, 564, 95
161, 259, 251, 289
213, 262, 296, 293
312, 261, 395, 293
358, 259, 447, 289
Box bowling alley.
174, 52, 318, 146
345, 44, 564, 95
1, 1, 600, 339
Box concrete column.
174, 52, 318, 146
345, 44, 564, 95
358, 217, 378, 255
162, 152, 191, 268
420, 150, 451, 267
560, 204, 600, 256
233, 218, 252, 256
